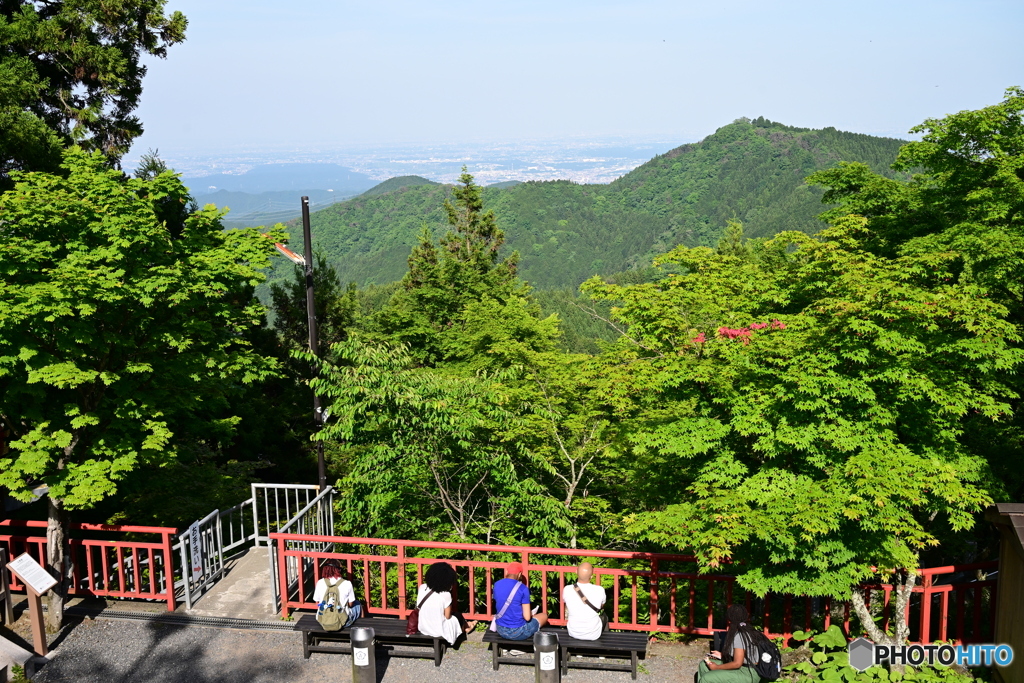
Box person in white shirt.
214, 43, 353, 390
415, 562, 478, 645
561, 561, 606, 640
313, 559, 361, 625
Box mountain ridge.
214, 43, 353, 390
276, 119, 907, 289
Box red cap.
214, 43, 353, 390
507, 562, 524, 575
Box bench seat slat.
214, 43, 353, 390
483, 627, 646, 679
296, 614, 445, 666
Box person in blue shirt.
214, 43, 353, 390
491, 562, 549, 640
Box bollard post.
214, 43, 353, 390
351, 626, 376, 683
534, 630, 560, 683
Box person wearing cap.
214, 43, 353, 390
491, 562, 549, 640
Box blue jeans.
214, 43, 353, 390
497, 618, 541, 640
345, 602, 362, 626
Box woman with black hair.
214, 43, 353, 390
698, 604, 762, 683
415, 561, 478, 645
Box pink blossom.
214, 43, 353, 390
717, 327, 753, 344
771, 319, 787, 330
749, 322, 769, 330
694, 332, 706, 344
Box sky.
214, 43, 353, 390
132, 0, 1024, 155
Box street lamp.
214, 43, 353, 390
272, 196, 327, 490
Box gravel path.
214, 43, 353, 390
32, 618, 704, 682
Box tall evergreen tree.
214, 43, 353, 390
375, 169, 558, 367
0, 0, 187, 187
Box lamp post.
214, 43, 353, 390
272, 196, 327, 490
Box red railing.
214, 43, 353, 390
272, 532, 997, 644
0, 520, 178, 611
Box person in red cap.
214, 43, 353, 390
491, 562, 548, 641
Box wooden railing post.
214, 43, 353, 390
162, 529, 176, 611
920, 573, 932, 644
277, 536, 290, 619
397, 543, 407, 616
650, 558, 659, 628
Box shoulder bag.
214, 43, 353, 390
574, 582, 608, 632
406, 588, 435, 635
489, 581, 524, 632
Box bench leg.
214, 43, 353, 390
561, 646, 568, 676
434, 639, 443, 667
631, 649, 638, 680
492, 641, 500, 671
303, 631, 310, 660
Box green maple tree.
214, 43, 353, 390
0, 150, 281, 628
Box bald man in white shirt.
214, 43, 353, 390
561, 562, 606, 640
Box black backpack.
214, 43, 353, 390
751, 633, 782, 681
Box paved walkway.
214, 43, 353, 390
30, 618, 704, 682
186, 547, 276, 619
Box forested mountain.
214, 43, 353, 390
359, 175, 438, 197
283, 119, 906, 288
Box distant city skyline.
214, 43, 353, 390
130, 0, 1023, 160
130, 138, 684, 187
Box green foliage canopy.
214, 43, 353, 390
0, 0, 186, 184
586, 214, 1019, 597
0, 150, 281, 510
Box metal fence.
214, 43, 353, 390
268, 486, 335, 610
0, 483, 333, 612
173, 499, 255, 610
268, 531, 998, 644
251, 484, 322, 547
175, 483, 329, 609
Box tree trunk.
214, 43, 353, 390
45, 496, 69, 632
850, 572, 917, 671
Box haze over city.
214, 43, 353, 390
129, 0, 1023, 184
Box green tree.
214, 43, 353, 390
0, 150, 280, 629
716, 218, 751, 259
270, 250, 358, 356
584, 213, 1019, 642
0, 0, 186, 185
808, 86, 1024, 508
306, 340, 568, 544
374, 170, 559, 368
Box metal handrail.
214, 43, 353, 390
278, 487, 333, 535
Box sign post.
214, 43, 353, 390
6, 553, 58, 656
188, 521, 203, 582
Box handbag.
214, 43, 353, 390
574, 582, 608, 632
406, 589, 435, 635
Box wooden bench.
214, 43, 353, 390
482, 627, 648, 679
294, 614, 447, 666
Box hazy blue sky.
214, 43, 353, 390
133, 0, 1024, 154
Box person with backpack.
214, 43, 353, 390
314, 559, 361, 631
412, 561, 478, 645
491, 562, 549, 640
698, 604, 781, 683
561, 561, 606, 640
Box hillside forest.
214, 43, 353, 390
1, 2, 1023, 634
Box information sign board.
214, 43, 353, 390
188, 521, 203, 582
6, 553, 57, 595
